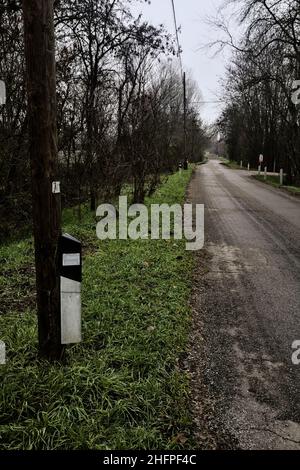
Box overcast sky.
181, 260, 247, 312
131, 0, 234, 125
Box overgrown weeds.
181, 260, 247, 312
0, 169, 195, 450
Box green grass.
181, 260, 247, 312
253, 175, 300, 196
0, 169, 195, 450
220, 159, 245, 170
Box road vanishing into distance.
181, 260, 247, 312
188, 159, 300, 449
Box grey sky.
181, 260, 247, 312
131, 0, 233, 124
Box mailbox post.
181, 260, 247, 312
58, 234, 82, 344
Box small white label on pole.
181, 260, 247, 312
52, 181, 61, 194
63, 253, 80, 266
0, 81, 6, 106
0, 341, 6, 365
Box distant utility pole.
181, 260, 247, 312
22, 0, 64, 360
170, 0, 187, 169
183, 72, 188, 170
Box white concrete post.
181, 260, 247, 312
247, 163, 250, 171
258, 165, 261, 175
280, 169, 284, 186
240, 160, 243, 168
264, 166, 267, 180
0, 80, 6, 106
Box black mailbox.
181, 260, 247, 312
58, 233, 82, 282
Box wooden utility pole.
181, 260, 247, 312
183, 72, 188, 170
22, 0, 64, 360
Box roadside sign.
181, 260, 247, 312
259, 154, 264, 163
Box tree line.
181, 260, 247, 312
215, 0, 300, 185
0, 0, 208, 241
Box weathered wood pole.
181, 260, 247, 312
22, 0, 64, 360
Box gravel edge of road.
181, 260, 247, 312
182, 165, 239, 449
183, 247, 240, 450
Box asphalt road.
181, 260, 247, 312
188, 159, 300, 449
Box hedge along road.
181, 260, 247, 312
188, 159, 300, 450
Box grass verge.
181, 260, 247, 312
253, 175, 300, 196
220, 159, 246, 170
0, 168, 195, 450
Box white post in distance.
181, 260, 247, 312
240, 160, 243, 168
264, 166, 267, 181
0, 341, 5, 365
0, 80, 6, 106
59, 234, 82, 344
247, 163, 250, 171
259, 154, 263, 176
280, 169, 284, 186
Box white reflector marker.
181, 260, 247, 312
0, 80, 6, 106
59, 234, 82, 345
61, 277, 81, 344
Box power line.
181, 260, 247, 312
169, 4, 224, 107
170, 0, 183, 78
170, 0, 188, 168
